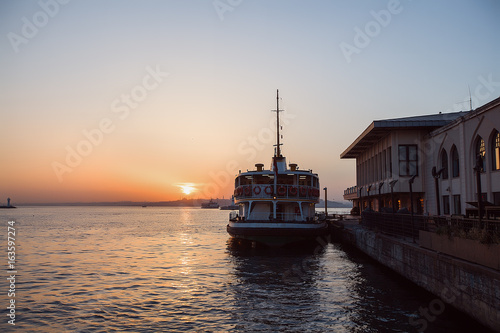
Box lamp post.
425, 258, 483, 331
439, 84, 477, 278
359, 186, 363, 214
432, 167, 445, 215
378, 182, 384, 212
473, 155, 483, 227
324, 187, 328, 218
389, 180, 398, 213
409, 175, 417, 242
367, 185, 372, 210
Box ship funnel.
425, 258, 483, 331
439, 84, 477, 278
255, 163, 264, 171
289, 163, 297, 171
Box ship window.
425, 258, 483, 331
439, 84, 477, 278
239, 176, 252, 185
254, 174, 273, 184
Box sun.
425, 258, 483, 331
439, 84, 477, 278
178, 183, 196, 196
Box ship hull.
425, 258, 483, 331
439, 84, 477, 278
227, 221, 329, 246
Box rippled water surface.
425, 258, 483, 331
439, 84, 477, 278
0, 207, 490, 332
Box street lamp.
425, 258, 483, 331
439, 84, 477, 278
367, 185, 372, 210
323, 187, 328, 217
409, 175, 417, 242
473, 155, 483, 226
389, 180, 398, 213
358, 186, 363, 214
432, 167, 445, 215
378, 181, 384, 212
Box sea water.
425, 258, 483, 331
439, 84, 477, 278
0, 206, 492, 332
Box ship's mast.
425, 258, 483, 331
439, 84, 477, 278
273, 89, 283, 157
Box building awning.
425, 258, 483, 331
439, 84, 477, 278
340, 111, 469, 159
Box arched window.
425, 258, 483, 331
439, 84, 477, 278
492, 130, 500, 171
440, 149, 448, 179
451, 145, 459, 177
475, 136, 486, 172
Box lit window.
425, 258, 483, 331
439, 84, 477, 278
475, 137, 485, 172
492, 131, 500, 171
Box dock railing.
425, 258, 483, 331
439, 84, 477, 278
361, 211, 500, 242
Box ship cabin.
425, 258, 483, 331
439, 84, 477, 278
233, 161, 320, 223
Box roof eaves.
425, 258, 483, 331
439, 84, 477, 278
340, 122, 375, 159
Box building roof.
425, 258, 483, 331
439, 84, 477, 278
430, 95, 500, 137
340, 111, 469, 159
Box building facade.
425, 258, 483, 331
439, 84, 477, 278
342, 96, 500, 216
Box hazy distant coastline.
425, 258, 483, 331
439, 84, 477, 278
18, 198, 352, 208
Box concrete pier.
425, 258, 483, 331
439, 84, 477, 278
330, 219, 500, 332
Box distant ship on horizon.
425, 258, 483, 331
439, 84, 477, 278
201, 199, 219, 209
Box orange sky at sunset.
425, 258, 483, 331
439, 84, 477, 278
1, 1, 499, 204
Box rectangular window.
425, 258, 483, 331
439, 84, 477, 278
378, 152, 382, 180
453, 195, 461, 215
364, 160, 367, 185
398, 145, 418, 176
371, 157, 374, 183
388, 146, 392, 177
383, 150, 387, 179
442, 195, 450, 215
494, 192, 500, 206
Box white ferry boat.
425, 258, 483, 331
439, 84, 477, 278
227, 91, 328, 246
201, 199, 219, 209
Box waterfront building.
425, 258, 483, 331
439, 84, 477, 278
341, 96, 500, 216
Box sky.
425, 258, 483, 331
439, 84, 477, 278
1, 0, 500, 204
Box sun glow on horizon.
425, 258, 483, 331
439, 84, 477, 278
177, 183, 196, 196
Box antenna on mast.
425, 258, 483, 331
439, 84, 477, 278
468, 85, 473, 111
272, 89, 283, 157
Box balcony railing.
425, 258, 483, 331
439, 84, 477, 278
234, 184, 320, 200
344, 186, 358, 196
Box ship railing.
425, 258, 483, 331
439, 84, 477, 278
244, 211, 316, 222
234, 184, 320, 200
229, 211, 238, 221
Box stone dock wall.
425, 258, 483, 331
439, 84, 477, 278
331, 222, 500, 332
